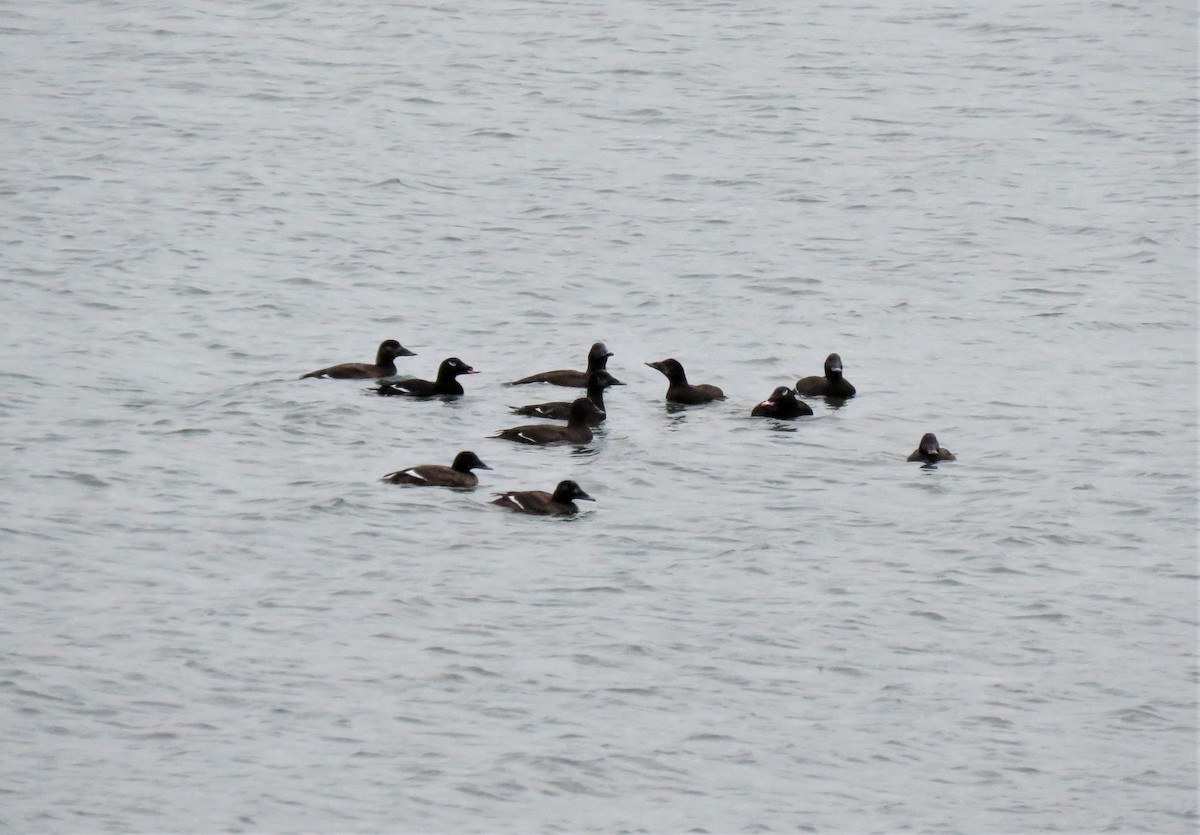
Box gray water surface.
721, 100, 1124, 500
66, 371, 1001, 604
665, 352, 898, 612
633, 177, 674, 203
1, 1, 1196, 832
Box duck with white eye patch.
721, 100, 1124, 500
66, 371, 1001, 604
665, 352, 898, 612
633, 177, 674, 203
493, 398, 604, 446
376, 357, 478, 397
750, 386, 812, 419
381, 451, 491, 488
491, 480, 594, 516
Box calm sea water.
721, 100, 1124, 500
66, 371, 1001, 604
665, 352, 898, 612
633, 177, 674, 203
2, 1, 1196, 832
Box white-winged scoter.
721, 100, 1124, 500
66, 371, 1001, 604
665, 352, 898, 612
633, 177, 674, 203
302, 339, 415, 379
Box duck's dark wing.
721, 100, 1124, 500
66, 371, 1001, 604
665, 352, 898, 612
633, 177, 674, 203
384, 465, 477, 487
794, 375, 827, 395
491, 490, 553, 513
377, 378, 435, 397
506, 370, 587, 387
670, 384, 724, 404
494, 425, 557, 445
303, 362, 379, 379
510, 401, 572, 419
383, 466, 434, 484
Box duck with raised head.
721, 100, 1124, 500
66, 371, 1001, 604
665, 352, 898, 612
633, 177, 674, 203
750, 386, 812, 419
376, 357, 478, 397
382, 450, 491, 488
491, 480, 594, 516
507, 341, 613, 387
301, 339, 416, 379
646, 358, 724, 404
510, 370, 623, 423
494, 398, 603, 445
795, 352, 856, 398
907, 433, 956, 463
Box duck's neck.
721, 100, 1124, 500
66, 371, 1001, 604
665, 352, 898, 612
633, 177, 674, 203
586, 385, 606, 411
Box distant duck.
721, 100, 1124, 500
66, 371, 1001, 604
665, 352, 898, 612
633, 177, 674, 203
376, 357, 477, 397
301, 339, 415, 379
494, 398, 603, 445
491, 480, 595, 516
795, 352, 856, 398
382, 451, 491, 488
750, 386, 812, 419
507, 341, 613, 387
907, 433, 956, 464
510, 370, 623, 423
646, 358, 725, 404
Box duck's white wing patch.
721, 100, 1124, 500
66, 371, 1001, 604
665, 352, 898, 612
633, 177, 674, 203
402, 468, 427, 481
505, 493, 525, 510
516, 432, 537, 444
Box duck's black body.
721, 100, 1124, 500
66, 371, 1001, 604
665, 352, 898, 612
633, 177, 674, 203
510, 370, 622, 423
646, 358, 724, 404
750, 386, 812, 418
382, 451, 491, 488
907, 433, 956, 463
795, 353, 856, 398
302, 339, 415, 379
376, 357, 477, 397
491, 480, 594, 516
507, 342, 613, 387
494, 398, 602, 445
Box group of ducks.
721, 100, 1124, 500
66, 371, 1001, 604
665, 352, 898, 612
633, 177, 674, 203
301, 340, 956, 515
